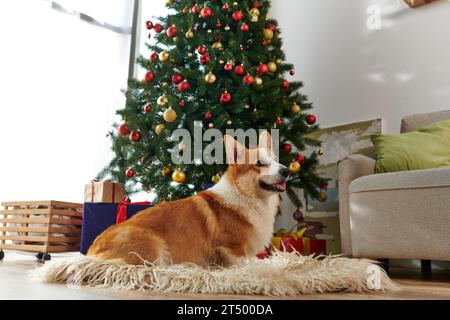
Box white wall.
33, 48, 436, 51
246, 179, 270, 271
271, 0, 450, 134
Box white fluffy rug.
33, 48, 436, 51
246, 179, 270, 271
32, 252, 398, 296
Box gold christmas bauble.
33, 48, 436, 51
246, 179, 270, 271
263, 28, 274, 40
250, 14, 259, 23
249, 8, 260, 16
205, 72, 216, 84
291, 103, 301, 114
317, 190, 328, 202
166, 0, 174, 5
157, 95, 169, 106
212, 41, 223, 50
155, 124, 166, 135
185, 29, 194, 39
172, 169, 186, 183
161, 167, 171, 176
227, 120, 232, 125
255, 77, 263, 86
267, 62, 277, 73
224, 25, 231, 31
212, 174, 221, 183
163, 107, 177, 123
159, 50, 170, 62
289, 161, 301, 174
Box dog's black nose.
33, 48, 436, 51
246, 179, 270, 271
279, 167, 289, 178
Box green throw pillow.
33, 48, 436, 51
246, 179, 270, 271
371, 119, 450, 173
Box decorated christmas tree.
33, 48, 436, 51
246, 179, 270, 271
99, 0, 328, 207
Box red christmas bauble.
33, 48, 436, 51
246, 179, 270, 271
243, 74, 254, 86
261, 40, 268, 46
224, 63, 233, 71
234, 65, 246, 76
220, 91, 232, 105
146, 21, 153, 30
179, 100, 186, 107
125, 168, 136, 178
290, 69, 295, 76
171, 74, 183, 84
153, 24, 163, 33
197, 45, 207, 54
200, 54, 211, 65
166, 26, 177, 38
266, 23, 277, 32
129, 130, 141, 142
205, 111, 213, 120
283, 143, 292, 153
223, 3, 230, 10
216, 21, 222, 28
296, 154, 305, 165
178, 80, 190, 92
276, 118, 283, 125
240, 23, 249, 32
281, 80, 289, 89
232, 11, 244, 21
144, 104, 152, 113
150, 52, 158, 61
306, 114, 317, 125
258, 64, 269, 75
192, 5, 199, 14
118, 123, 129, 136
144, 71, 154, 83
182, 6, 189, 14
253, 0, 261, 8
200, 7, 213, 18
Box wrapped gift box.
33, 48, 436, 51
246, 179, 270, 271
84, 180, 124, 203
270, 228, 326, 256
80, 202, 151, 254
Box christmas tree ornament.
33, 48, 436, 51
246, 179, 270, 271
129, 130, 141, 142
276, 118, 283, 125
283, 143, 292, 153
200, 7, 213, 18
216, 20, 222, 28
207, 29, 212, 34
306, 114, 317, 125
145, 21, 153, 30
205, 72, 216, 84
291, 103, 301, 114
212, 174, 221, 183
153, 23, 163, 33
266, 23, 277, 32
178, 80, 191, 92
161, 167, 171, 176
185, 28, 194, 39
157, 95, 169, 106
163, 107, 177, 123
182, 6, 189, 14
296, 154, 305, 165
118, 123, 129, 136
197, 45, 207, 54
250, 8, 260, 16
267, 62, 277, 72
150, 52, 158, 61
159, 50, 170, 62
220, 91, 232, 105
166, 26, 177, 38
144, 104, 152, 113
318, 148, 324, 156
240, 45, 245, 52
200, 54, 211, 65
317, 190, 328, 202
204, 111, 213, 120
171, 74, 183, 85
234, 65, 246, 76
162, 82, 168, 88
261, 39, 268, 46
255, 77, 263, 86
224, 63, 233, 71
166, 0, 174, 5
179, 100, 186, 107
144, 71, 155, 83
192, 5, 199, 14
253, 0, 261, 8
208, 123, 214, 128
250, 14, 259, 23
289, 161, 301, 174
155, 124, 166, 135
239, 23, 249, 32
290, 69, 295, 76
257, 63, 269, 75
172, 169, 186, 183
223, 3, 230, 11
232, 11, 244, 21
212, 41, 223, 50
126, 168, 136, 178
187, 52, 194, 59
243, 74, 255, 86
227, 120, 233, 125
224, 25, 231, 31
281, 80, 289, 89
263, 28, 274, 40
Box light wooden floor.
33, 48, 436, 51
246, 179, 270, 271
1, 251, 450, 300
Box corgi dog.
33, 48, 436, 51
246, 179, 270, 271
87, 131, 289, 266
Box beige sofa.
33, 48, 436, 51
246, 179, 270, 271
338, 110, 450, 272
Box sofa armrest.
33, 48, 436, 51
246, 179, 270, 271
337, 155, 376, 256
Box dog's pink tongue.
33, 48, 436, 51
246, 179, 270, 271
276, 182, 287, 192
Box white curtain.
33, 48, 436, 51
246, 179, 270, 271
0, 0, 133, 203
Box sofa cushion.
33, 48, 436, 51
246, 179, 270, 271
349, 166, 450, 194
371, 119, 450, 173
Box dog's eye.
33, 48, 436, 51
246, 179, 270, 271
256, 160, 266, 167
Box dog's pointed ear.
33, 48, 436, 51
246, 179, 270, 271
224, 135, 246, 164
258, 131, 273, 153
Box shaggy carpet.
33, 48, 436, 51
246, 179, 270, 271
32, 252, 398, 296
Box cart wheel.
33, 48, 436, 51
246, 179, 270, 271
43, 253, 51, 261
0, 251, 4, 261
36, 253, 44, 260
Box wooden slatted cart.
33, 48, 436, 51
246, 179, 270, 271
0, 201, 83, 262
